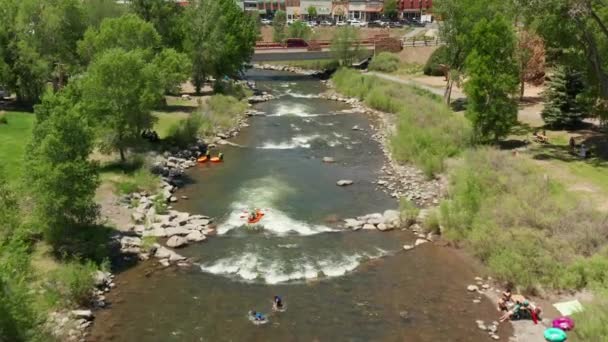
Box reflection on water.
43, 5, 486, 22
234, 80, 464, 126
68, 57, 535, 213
88, 70, 510, 342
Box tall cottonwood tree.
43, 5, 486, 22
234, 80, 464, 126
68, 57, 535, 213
464, 16, 519, 143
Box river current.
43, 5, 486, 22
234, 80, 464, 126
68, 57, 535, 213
88, 70, 509, 342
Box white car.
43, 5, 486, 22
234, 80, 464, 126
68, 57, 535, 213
336, 20, 347, 26
261, 18, 272, 25
347, 19, 365, 27
320, 20, 333, 26
287, 19, 295, 25
307, 21, 317, 27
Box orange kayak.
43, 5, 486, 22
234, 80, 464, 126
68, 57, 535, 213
210, 157, 223, 163
248, 212, 264, 224
197, 156, 209, 163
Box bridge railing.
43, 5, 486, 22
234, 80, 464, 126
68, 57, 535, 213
401, 36, 444, 47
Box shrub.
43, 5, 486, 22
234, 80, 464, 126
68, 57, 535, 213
115, 168, 159, 195
332, 68, 471, 177
369, 52, 401, 73
423, 45, 449, 76
166, 114, 203, 148
0, 112, 7, 125
571, 296, 608, 341
287, 21, 312, 40
423, 209, 441, 234
153, 194, 168, 215
399, 198, 419, 226
439, 148, 608, 291
45, 260, 100, 307
199, 94, 248, 136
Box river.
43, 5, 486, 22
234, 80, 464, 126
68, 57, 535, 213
88, 70, 509, 341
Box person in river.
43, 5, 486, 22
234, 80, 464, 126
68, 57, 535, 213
274, 296, 283, 310
218, 152, 224, 161
250, 310, 265, 321
496, 286, 513, 312
205, 149, 211, 159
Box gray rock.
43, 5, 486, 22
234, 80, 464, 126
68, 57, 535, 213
403, 244, 415, 251
174, 212, 190, 225
142, 227, 167, 237
322, 157, 335, 163
414, 239, 427, 246
165, 227, 191, 237
467, 285, 479, 292
383, 209, 401, 227
376, 223, 392, 231
344, 218, 364, 229
362, 223, 376, 230
93, 271, 110, 287
131, 212, 145, 224
169, 196, 178, 203
189, 218, 210, 226
120, 236, 142, 247
186, 230, 206, 242
154, 245, 186, 261
336, 180, 354, 186
70, 310, 93, 320
166, 236, 188, 248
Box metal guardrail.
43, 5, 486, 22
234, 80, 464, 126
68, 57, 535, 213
401, 37, 444, 47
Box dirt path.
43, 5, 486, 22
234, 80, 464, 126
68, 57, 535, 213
96, 182, 132, 231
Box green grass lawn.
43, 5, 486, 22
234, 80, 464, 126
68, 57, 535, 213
0, 111, 34, 184
153, 111, 190, 139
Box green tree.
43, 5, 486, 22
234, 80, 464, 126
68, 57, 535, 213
307, 6, 317, 20
541, 66, 588, 128
384, 0, 399, 20
288, 21, 312, 40
80, 49, 163, 161
437, 0, 504, 103
331, 27, 362, 66
464, 16, 519, 143
78, 14, 161, 63
83, 0, 127, 28
272, 10, 287, 43
27, 88, 100, 254
130, 0, 185, 49
152, 48, 192, 95
184, 0, 257, 92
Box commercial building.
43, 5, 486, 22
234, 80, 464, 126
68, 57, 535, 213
300, 0, 332, 19
398, 0, 432, 19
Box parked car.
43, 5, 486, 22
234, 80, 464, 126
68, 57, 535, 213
261, 18, 272, 25
369, 20, 389, 28
348, 19, 367, 27
388, 21, 403, 28
287, 19, 295, 25
336, 20, 347, 26
285, 38, 308, 48
306, 21, 317, 27
409, 19, 426, 27
320, 20, 333, 26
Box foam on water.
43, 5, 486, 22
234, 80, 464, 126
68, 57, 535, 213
258, 134, 321, 149
285, 89, 319, 99
216, 176, 335, 236
199, 248, 389, 284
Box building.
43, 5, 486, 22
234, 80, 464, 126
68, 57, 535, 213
331, 1, 348, 21
347, 0, 383, 22
300, 1, 332, 19
286, 0, 301, 20
398, 0, 432, 19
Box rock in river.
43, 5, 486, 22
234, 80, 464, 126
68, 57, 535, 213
166, 236, 188, 248
336, 180, 354, 186
322, 157, 336, 163
186, 230, 206, 242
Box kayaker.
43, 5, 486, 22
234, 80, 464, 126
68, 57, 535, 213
205, 150, 211, 159
251, 310, 265, 321
218, 152, 224, 161
249, 211, 257, 221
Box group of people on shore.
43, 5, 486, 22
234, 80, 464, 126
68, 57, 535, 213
497, 287, 543, 324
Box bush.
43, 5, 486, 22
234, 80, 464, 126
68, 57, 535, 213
399, 198, 419, 226
199, 95, 248, 136
332, 68, 471, 177
45, 260, 101, 307
571, 296, 608, 341
166, 114, 203, 148
423, 209, 441, 234
115, 168, 159, 195
369, 52, 401, 73
439, 148, 608, 291
423, 45, 449, 76
287, 21, 312, 40
153, 194, 168, 215
0, 112, 7, 125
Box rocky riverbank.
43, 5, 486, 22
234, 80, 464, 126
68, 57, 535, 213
251, 63, 325, 76
320, 82, 444, 207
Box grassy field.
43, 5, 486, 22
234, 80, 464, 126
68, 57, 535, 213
0, 111, 34, 185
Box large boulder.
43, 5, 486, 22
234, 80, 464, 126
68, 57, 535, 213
344, 218, 364, 229
142, 226, 167, 237
154, 245, 186, 262
186, 230, 206, 242
164, 227, 191, 237
362, 223, 376, 230
383, 210, 401, 227
166, 236, 188, 248
70, 310, 93, 320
